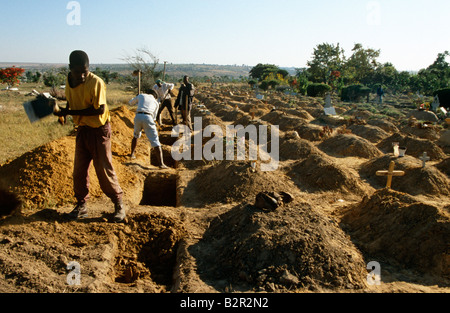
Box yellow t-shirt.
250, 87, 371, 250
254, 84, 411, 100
65, 72, 110, 128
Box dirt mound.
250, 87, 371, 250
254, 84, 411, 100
318, 134, 384, 159
360, 155, 450, 196
296, 123, 324, 142
436, 158, 450, 177
347, 124, 390, 143
182, 161, 299, 206
260, 111, 306, 132
0, 106, 146, 211
0, 136, 81, 209
400, 125, 441, 141
287, 154, 368, 196
279, 138, 323, 161
341, 189, 450, 279
191, 202, 368, 292
377, 133, 447, 161
367, 119, 399, 133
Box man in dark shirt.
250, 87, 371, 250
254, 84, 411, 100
176, 76, 195, 131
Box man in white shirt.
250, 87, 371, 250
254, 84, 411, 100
129, 89, 168, 169
153, 79, 176, 126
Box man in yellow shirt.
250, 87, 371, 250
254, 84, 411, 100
55, 50, 126, 223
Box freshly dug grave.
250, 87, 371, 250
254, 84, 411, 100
0, 188, 22, 218
367, 118, 399, 133
114, 213, 186, 287
182, 161, 300, 206
340, 189, 450, 279
260, 111, 307, 132
287, 154, 369, 196
400, 124, 441, 141
0, 209, 186, 293
347, 124, 390, 143
318, 134, 384, 159
279, 137, 323, 161
191, 201, 368, 292
360, 155, 450, 196
436, 158, 450, 177
377, 133, 447, 161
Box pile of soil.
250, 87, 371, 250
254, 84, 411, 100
340, 188, 450, 278
260, 112, 307, 133
347, 124, 390, 143
191, 201, 368, 292
283, 109, 315, 121
360, 155, 450, 196
182, 161, 300, 206
318, 134, 384, 159
400, 124, 441, 141
436, 158, 450, 177
377, 133, 447, 161
287, 154, 368, 196
279, 138, 323, 161
296, 123, 325, 142
0, 106, 148, 211
367, 119, 399, 133
0, 136, 82, 209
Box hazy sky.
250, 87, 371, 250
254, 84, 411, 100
1, 0, 449, 71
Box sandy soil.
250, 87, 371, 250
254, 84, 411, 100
0, 86, 448, 294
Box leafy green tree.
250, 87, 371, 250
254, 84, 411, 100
410, 51, 449, 95
306, 43, 345, 84
343, 43, 380, 85
249, 64, 284, 81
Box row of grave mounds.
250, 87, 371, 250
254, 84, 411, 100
191, 200, 368, 292
340, 188, 450, 281
360, 154, 450, 197
377, 132, 448, 161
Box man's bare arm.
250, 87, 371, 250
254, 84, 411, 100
55, 104, 105, 117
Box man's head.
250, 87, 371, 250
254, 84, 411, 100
69, 50, 90, 85
156, 79, 162, 87
183, 75, 189, 84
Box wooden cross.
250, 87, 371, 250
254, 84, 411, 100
250, 106, 257, 120
376, 161, 405, 189
419, 152, 430, 168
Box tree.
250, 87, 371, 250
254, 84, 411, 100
122, 47, 163, 92
0, 66, 25, 87
343, 43, 380, 85
306, 43, 345, 84
249, 64, 280, 81
410, 51, 450, 95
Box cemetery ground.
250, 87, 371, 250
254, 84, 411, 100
0, 82, 449, 293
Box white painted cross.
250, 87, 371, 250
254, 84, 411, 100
419, 152, 430, 168
376, 161, 405, 189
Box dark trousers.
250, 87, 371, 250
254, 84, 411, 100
73, 122, 123, 205
156, 99, 175, 125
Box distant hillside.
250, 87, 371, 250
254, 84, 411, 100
0, 62, 256, 79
